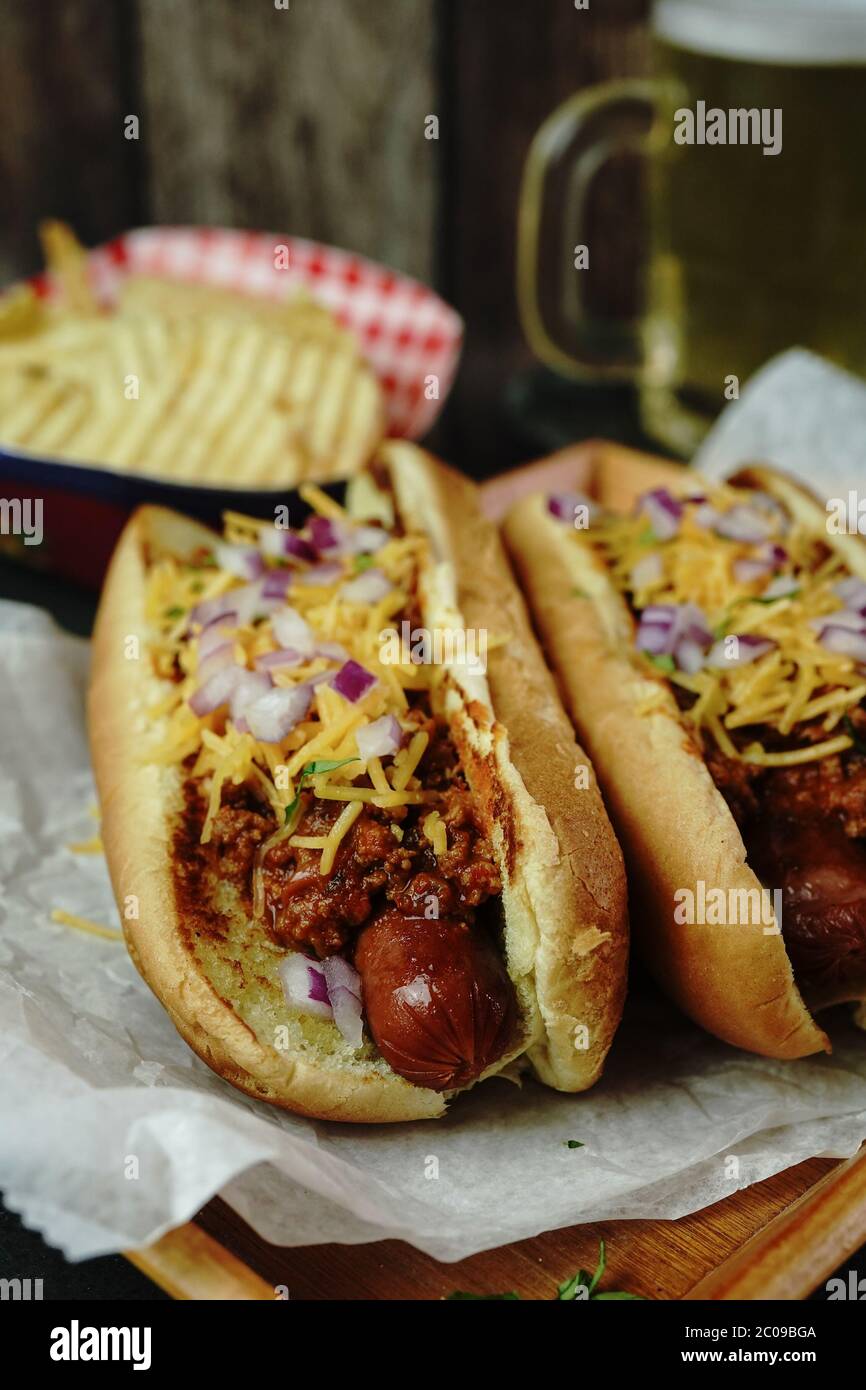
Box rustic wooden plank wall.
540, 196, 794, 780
0, 0, 651, 471
441, 0, 651, 465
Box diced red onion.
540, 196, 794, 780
676, 639, 707, 674
258, 527, 287, 560
196, 642, 236, 683
189, 663, 243, 716
328, 986, 364, 1048
322, 954, 361, 998
244, 684, 312, 742
271, 606, 314, 654
636, 602, 712, 670
761, 574, 799, 601
308, 516, 345, 555
303, 669, 339, 691
675, 615, 713, 669
733, 556, 773, 584
811, 610, 866, 634
278, 954, 333, 1020
261, 568, 293, 601
295, 562, 343, 587
818, 626, 866, 662
190, 592, 237, 628
713, 505, 773, 544
322, 958, 363, 1047
254, 647, 305, 672
693, 502, 721, 530
340, 567, 392, 604
323, 956, 364, 1047
198, 613, 239, 657
734, 541, 790, 585
285, 533, 317, 563
194, 581, 279, 629
747, 491, 790, 529
356, 714, 402, 761
315, 640, 349, 662
680, 616, 713, 647
547, 492, 596, 525
638, 488, 683, 541
260, 530, 317, 565
835, 576, 866, 613
706, 634, 775, 669
348, 525, 388, 554
238, 581, 283, 623
629, 552, 663, 590
762, 543, 788, 568
229, 670, 273, 725
332, 659, 377, 703
636, 617, 677, 656
214, 542, 266, 582
641, 603, 679, 624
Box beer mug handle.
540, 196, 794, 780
517, 78, 675, 382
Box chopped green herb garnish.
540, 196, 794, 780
283, 757, 359, 826
749, 588, 800, 606
637, 526, 657, 546
843, 716, 866, 756
571, 587, 589, 599
557, 1271, 591, 1301
354, 554, 375, 572
557, 1241, 644, 1301
647, 653, 676, 674
164, 606, 185, 620
564, 1140, 585, 1150
446, 1241, 644, 1302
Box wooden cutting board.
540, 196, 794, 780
123, 441, 866, 1301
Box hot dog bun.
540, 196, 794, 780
502, 451, 851, 1060
88, 443, 628, 1121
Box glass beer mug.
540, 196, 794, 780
518, 0, 866, 456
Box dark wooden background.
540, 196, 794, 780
0, 0, 652, 472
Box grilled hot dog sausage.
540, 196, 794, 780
354, 909, 518, 1091
749, 814, 866, 1006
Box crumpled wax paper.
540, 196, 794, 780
695, 347, 866, 494
4, 349, 866, 1263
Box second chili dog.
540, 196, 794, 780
503, 458, 866, 1058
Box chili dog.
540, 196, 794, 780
88, 442, 627, 1121
503, 457, 866, 1058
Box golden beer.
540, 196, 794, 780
645, 0, 866, 450
518, 0, 866, 455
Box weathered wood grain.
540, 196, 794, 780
438, 0, 651, 470
167, 1155, 846, 1300
135, 0, 439, 282
0, 0, 140, 283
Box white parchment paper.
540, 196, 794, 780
3, 357, 866, 1263
695, 347, 866, 493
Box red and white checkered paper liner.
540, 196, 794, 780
29, 226, 463, 440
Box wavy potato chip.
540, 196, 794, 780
0, 224, 385, 488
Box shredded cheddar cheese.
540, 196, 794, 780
422, 810, 448, 858
142, 481, 475, 909
584, 484, 866, 764
51, 909, 123, 941
67, 834, 104, 854
320, 801, 364, 875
